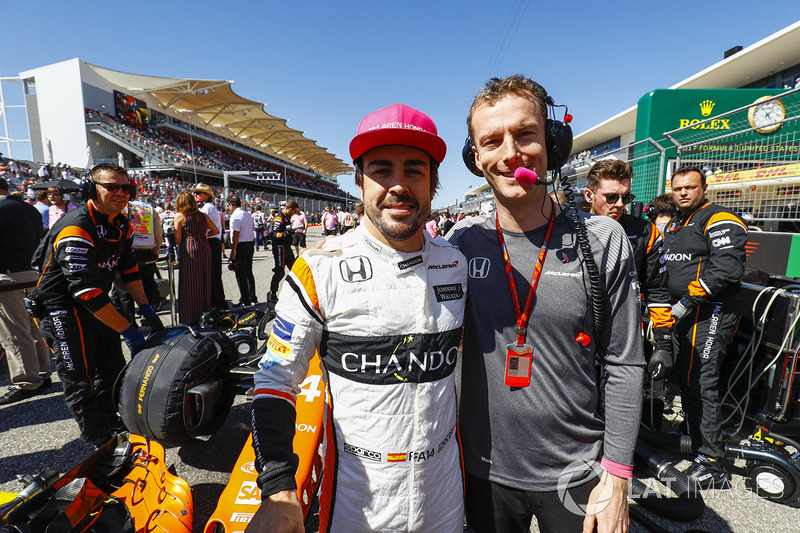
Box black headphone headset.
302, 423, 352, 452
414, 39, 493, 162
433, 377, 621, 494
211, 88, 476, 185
79, 165, 137, 201
462, 83, 573, 185
644, 200, 656, 221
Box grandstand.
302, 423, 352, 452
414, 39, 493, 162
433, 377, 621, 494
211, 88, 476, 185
8, 58, 356, 210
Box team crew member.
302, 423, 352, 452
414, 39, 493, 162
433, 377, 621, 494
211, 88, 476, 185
449, 75, 643, 533
267, 200, 300, 304
33, 164, 158, 447
585, 159, 674, 379
663, 165, 747, 488
247, 103, 467, 533
228, 195, 257, 307
647, 193, 678, 231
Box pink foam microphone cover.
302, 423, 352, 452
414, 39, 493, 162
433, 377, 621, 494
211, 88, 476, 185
514, 167, 539, 185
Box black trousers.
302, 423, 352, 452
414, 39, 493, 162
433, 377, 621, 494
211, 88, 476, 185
254, 228, 267, 250
234, 240, 256, 304
208, 238, 226, 309
270, 244, 296, 294
674, 299, 740, 458
465, 472, 596, 533
38, 307, 124, 446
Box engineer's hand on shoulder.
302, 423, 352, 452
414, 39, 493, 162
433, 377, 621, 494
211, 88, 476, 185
583, 471, 629, 533
245, 489, 303, 533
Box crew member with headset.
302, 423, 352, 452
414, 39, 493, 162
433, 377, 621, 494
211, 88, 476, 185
663, 165, 748, 489
33, 164, 161, 448
449, 75, 643, 533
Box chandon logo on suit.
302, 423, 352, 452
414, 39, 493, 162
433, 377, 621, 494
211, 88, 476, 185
339, 256, 373, 283
322, 329, 462, 384
98, 256, 120, 271
469, 257, 491, 278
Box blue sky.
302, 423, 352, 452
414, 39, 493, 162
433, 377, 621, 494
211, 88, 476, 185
2, 1, 800, 207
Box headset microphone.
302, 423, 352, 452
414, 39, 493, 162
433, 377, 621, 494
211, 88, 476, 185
513, 167, 539, 186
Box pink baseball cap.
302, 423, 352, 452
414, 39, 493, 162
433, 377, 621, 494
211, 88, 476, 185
349, 103, 447, 163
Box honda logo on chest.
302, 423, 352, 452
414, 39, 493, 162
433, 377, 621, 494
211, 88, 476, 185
469, 257, 491, 278
340, 256, 373, 282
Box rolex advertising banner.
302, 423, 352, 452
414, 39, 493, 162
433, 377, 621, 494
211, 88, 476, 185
631, 88, 800, 212
635, 88, 795, 160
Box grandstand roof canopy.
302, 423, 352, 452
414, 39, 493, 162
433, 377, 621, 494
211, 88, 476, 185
86, 63, 352, 177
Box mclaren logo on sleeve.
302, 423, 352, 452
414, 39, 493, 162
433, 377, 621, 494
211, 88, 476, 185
469, 257, 491, 278
428, 261, 459, 270
339, 256, 373, 282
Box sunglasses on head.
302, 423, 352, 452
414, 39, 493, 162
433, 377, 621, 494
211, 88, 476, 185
601, 193, 635, 204
96, 182, 136, 194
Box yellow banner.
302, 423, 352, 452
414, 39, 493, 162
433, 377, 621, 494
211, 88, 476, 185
667, 162, 800, 189
127, 201, 154, 248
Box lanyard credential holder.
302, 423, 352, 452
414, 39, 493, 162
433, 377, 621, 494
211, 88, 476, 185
496, 208, 555, 387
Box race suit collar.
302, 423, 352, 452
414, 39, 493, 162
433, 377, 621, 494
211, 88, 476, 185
358, 225, 429, 275
88, 201, 127, 242
672, 199, 710, 230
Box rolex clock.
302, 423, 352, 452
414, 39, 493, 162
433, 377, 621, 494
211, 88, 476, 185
748, 96, 785, 134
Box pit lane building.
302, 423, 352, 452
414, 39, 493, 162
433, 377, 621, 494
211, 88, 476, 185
462, 20, 800, 230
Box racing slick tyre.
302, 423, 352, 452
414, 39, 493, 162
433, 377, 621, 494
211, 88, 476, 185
117, 327, 238, 447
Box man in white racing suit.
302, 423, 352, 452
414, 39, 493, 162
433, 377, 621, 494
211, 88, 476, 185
247, 103, 468, 533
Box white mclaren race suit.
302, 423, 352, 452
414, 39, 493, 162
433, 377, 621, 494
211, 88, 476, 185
251, 225, 468, 532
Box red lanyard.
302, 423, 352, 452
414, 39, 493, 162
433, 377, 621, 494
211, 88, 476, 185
495, 206, 555, 345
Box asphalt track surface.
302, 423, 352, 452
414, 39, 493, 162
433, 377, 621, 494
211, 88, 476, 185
3, 226, 800, 532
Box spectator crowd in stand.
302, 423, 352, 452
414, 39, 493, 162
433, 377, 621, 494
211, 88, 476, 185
85, 109, 353, 198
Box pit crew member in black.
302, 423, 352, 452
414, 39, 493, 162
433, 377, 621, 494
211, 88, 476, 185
247, 104, 467, 533
267, 200, 300, 304
34, 164, 158, 447
450, 75, 643, 533
663, 165, 747, 488
585, 159, 674, 379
